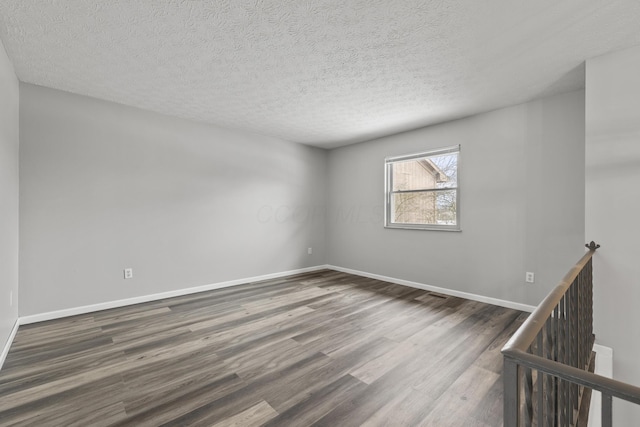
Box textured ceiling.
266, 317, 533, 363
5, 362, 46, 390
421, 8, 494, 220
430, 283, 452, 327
1, 1, 640, 148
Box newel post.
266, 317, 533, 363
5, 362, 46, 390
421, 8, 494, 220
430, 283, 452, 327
504, 357, 520, 426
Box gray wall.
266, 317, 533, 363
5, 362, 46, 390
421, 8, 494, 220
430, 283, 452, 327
586, 44, 640, 426
19, 84, 327, 316
0, 41, 19, 349
327, 90, 586, 307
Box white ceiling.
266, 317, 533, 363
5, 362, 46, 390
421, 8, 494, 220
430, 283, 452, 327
1, 1, 640, 148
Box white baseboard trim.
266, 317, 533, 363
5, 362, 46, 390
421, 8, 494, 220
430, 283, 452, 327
20, 265, 330, 325
589, 344, 614, 427
327, 265, 537, 312
0, 318, 20, 371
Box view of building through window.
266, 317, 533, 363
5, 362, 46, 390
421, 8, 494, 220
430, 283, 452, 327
385, 146, 459, 230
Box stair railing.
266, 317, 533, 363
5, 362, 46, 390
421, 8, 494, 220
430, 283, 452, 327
502, 242, 640, 426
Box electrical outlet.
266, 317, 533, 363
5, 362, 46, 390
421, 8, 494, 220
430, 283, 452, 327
525, 272, 535, 283
308, 247, 312, 255
124, 268, 133, 279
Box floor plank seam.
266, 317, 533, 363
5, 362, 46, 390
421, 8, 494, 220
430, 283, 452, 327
0, 270, 522, 426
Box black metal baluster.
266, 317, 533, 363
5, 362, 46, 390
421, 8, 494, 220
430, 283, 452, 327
504, 358, 519, 427
537, 333, 544, 425
545, 316, 554, 427
561, 296, 568, 426
602, 393, 613, 427
525, 359, 533, 427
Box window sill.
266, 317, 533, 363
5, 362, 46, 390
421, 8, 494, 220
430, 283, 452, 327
384, 224, 462, 232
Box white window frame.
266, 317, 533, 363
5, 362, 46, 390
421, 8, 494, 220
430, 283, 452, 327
384, 145, 461, 231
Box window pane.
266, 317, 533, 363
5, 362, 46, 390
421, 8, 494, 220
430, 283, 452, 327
391, 189, 457, 225
391, 153, 457, 191
429, 153, 458, 188
391, 191, 438, 224
435, 190, 457, 225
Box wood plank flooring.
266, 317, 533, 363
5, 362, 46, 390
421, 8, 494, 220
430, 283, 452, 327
0, 270, 526, 426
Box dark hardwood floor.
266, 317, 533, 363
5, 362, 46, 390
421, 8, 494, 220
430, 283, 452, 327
0, 270, 525, 426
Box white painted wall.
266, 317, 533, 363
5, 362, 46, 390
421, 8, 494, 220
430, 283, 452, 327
0, 40, 19, 360
18, 84, 327, 316
327, 91, 586, 307
586, 44, 640, 426
589, 344, 614, 427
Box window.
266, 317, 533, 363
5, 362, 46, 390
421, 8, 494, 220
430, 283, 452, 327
385, 145, 460, 231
